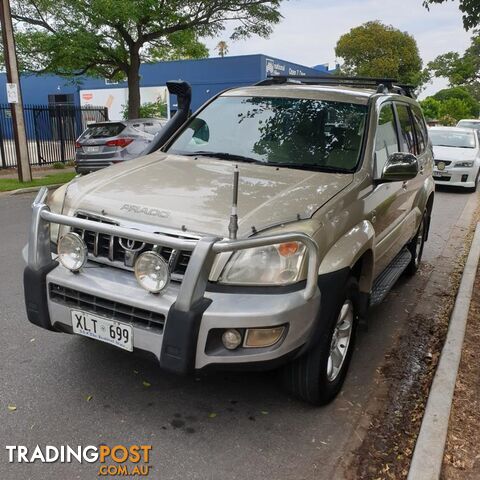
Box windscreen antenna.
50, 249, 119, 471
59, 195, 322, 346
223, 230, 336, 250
228, 165, 240, 240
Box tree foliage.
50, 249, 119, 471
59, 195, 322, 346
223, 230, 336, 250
423, 0, 480, 30
11, 0, 284, 118
420, 87, 480, 124
427, 33, 480, 101
335, 21, 424, 86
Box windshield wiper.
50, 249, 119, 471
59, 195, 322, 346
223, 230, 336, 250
183, 151, 261, 164
267, 163, 350, 173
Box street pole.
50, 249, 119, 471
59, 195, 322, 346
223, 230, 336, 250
0, 0, 31, 182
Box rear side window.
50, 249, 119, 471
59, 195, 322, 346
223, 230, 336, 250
412, 107, 428, 154
396, 104, 416, 154
80, 123, 125, 140
375, 103, 399, 177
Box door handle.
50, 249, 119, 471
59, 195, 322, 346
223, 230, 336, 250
402, 181, 408, 190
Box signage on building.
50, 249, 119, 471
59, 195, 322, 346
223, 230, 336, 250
265, 58, 307, 77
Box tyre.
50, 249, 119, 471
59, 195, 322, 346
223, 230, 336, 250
281, 277, 359, 405
405, 212, 426, 276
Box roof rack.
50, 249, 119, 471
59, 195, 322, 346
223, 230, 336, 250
255, 75, 416, 98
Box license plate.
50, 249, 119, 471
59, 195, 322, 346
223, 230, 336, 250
71, 310, 133, 352
84, 146, 100, 153
433, 171, 445, 178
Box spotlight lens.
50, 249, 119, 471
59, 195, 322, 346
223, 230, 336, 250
134, 251, 170, 293
222, 329, 243, 350
58, 232, 88, 272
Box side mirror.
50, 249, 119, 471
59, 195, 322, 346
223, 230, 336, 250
380, 153, 419, 182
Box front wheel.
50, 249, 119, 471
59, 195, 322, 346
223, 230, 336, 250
281, 278, 359, 405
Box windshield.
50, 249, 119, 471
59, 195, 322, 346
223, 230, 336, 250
457, 121, 480, 130
167, 96, 368, 172
430, 129, 477, 149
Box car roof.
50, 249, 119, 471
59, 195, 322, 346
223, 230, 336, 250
223, 84, 377, 105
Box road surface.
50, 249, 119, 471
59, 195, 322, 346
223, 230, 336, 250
0, 188, 477, 480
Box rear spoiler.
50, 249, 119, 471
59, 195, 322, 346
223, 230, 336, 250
143, 80, 192, 154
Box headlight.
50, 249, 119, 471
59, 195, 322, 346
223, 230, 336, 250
455, 161, 474, 168
58, 232, 88, 272
218, 241, 306, 285
134, 251, 170, 293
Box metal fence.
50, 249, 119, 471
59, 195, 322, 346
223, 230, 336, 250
0, 104, 109, 169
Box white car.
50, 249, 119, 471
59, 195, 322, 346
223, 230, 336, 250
457, 119, 480, 136
430, 126, 480, 191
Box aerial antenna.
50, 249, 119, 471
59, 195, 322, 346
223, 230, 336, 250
228, 165, 239, 240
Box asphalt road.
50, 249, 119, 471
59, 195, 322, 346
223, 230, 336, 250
0, 188, 477, 480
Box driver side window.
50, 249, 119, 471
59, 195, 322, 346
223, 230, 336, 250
374, 104, 399, 178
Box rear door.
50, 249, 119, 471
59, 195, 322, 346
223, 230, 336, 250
371, 102, 406, 275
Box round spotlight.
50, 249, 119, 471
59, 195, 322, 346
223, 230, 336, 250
222, 329, 243, 350
134, 251, 170, 294
58, 232, 88, 272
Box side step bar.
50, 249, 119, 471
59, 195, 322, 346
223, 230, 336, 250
370, 248, 412, 307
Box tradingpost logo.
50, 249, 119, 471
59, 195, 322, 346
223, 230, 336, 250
6, 444, 153, 476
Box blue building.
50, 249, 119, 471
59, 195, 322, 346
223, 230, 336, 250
0, 54, 329, 118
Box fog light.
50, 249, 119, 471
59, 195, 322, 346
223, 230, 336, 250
58, 232, 87, 272
222, 329, 243, 350
244, 327, 285, 348
134, 251, 170, 293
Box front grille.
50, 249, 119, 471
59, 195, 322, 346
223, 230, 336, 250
435, 160, 452, 167
49, 283, 165, 331
72, 213, 194, 280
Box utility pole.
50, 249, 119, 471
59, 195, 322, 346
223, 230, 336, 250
0, 0, 31, 182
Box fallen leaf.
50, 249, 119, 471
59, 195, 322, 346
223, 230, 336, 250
30, 338, 35, 342
261, 411, 269, 415
133, 370, 139, 374
7, 404, 16, 412
86, 395, 93, 402
143, 381, 151, 388
208, 413, 217, 418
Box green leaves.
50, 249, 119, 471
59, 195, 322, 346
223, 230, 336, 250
423, 0, 480, 31
335, 21, 424, 86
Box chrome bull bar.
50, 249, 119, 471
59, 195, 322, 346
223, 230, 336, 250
29, 187, 320, 312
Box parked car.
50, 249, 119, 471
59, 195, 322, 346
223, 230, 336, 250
75, 118, 166, 174
457, 119, 480, 137
430, 126, 480, 191
24, 77, 434, 405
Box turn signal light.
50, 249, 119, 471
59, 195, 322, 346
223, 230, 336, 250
278, 242, 299, 257
244, 327, 285, 348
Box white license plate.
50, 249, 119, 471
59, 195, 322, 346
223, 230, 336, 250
71, 310, 133, 352
84, 146, 100, 153
433, 171, 446, 178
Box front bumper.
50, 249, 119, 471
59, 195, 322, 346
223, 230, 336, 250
25, 188, 321, 373
433, 167, 479, 188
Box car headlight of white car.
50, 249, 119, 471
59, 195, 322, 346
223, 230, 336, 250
218, 241, 306, 286
454, 161, 474, 168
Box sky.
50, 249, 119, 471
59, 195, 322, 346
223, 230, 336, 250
204, 0, 473, 98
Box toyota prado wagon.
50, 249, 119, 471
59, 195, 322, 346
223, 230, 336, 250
24, 76, 434, 405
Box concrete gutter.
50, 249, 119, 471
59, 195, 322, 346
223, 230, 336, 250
408, 222, 480, 480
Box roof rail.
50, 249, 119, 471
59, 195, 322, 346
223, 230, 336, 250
255, 75, 416, 98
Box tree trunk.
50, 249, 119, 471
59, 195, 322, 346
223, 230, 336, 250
127, 51, 141, 119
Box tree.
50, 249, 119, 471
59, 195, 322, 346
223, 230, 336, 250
216, 40, 229, 57
427, 33, 480, 100
423, 0, 479, 30
420, 87, 479, 124
11, 1, 284, 118
335, 21, 424, 86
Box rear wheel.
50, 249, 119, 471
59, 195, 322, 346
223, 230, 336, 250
406, 213, 426, 276
281, 277, 359, 405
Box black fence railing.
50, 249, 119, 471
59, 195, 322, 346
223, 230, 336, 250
0, 104, 109, 169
